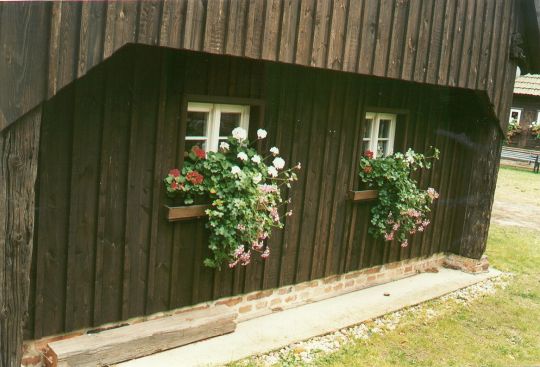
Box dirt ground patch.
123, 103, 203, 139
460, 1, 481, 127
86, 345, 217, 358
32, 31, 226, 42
490, 166, 540, 229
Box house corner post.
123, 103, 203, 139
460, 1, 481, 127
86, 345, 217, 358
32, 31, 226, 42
458, 120, 502, 260
0, 107, 41, 367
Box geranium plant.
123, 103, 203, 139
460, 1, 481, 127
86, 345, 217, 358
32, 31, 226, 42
506, 118, 522, 142
164, 127, 300, 269
530, 120, 540, 139
358, 148, 440, 248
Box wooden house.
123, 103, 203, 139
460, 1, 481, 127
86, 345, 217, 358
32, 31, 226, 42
508, 74, 540, 150
1, 1, 540, 365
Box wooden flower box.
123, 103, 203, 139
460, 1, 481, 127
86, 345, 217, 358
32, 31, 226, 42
165, 204, 210, 222
348, 190, 378, 202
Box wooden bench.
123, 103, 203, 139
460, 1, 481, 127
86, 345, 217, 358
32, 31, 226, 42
501, 147, 540, 173
46, 305, 237, 367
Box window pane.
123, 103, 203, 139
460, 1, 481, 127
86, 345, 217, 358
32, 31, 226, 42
220, 112, 242, 136
186, 111, 208, 137
378, 119, 391, 138
363, 118, 373, 138
184, 140, 207, 157
377, 141, 388, 156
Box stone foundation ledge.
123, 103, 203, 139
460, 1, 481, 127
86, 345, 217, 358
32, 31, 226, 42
23, 252, 487, 367
443, 254, 489, 274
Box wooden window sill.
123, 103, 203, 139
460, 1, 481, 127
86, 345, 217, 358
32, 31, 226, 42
348, 190, 378, 202
165, 204, 210, 222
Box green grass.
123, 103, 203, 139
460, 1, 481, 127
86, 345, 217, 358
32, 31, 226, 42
233, 166, 540, 367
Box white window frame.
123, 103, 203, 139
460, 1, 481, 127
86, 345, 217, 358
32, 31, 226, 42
509, 108, 522, 123
186, 102, 250, 152
363, 112, 397, 158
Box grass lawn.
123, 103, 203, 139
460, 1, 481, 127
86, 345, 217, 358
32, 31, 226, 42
236, 167, 540, 366
313, 166, 540, 367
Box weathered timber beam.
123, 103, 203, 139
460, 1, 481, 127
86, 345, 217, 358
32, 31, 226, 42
0, 108, 41, 367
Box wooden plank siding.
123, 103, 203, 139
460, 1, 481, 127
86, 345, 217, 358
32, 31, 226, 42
27, 46, 483, 339
0, 0, 526, 132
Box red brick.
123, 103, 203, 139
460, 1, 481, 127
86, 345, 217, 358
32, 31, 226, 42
278, 286, 292, 295
239, 305, 253, 313
384, 262, 401, 269
246, 290, 273, 301
404, 266, 413, 273
345, 280, 354, 287
21, 354, 42, 366
345, 272, 360, 280
365, 266, 381, 274
333, 283, 343, 291
285, 295, 297, 303
295, 282, 311, 291
216, 296, 243, 307
367, 275, 377, 282
323, 275, 342, 284
270, 298, 282, 306
256, 301, 268, 309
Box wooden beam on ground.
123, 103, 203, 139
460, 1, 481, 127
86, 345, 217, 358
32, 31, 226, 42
46, 305, 237, 367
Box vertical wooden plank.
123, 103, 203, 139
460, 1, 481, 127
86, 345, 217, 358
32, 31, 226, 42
457, 0, 477, 88
203, 0, 228, 54
159, 0, 188, 48
386, 0, 409, 79
32, 90, 73, 339
413, 0, 435, 82
137, 0, 162, 45
295, 0, 316, 66
372, 0, 393, 77
401, 0, 422, 81
0, 108, 41, 366
64, 67, 105, 332
93, 49, 133, 326
183, 0, 206, 51
357, 0, 378, 74
476, 0, 496, 90
466, 0, 485, 89
342, 0, 364, 72
262, 0, 283, 61
425, 0, 446, 84
447, 0, 467, 87
492, 0, 512, 111
279, 0, 301, 64
121, 48, 160, 319
310, 0, 332, 67
437, 0, 457, 85
78, 1, 106, 77
485, 0, 504, 100
112, 2, 139, 53
326, 0, 348, 70
225, 0, 249, 56
244, 0, 266, 59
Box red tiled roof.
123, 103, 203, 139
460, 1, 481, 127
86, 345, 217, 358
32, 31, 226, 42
514, 74, 540, 97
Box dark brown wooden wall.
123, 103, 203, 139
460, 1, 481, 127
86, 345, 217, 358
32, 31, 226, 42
27, 46, 480, 340
0, 0, 524, 132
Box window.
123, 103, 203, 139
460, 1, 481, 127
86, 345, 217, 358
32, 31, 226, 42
362, 112, 397, 158
509, 108, 522, 123
185, 102, 250, 154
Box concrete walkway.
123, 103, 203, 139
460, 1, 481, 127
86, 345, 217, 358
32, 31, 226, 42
117, 267, 500, 367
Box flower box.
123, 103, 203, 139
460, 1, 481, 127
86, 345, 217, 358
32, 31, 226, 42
165, 204, 210, 222
348, 190, 379, 202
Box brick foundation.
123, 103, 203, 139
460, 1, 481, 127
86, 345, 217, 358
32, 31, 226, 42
22, 252, 485, 366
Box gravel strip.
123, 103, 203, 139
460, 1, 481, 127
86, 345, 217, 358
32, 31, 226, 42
233, 272, 512, 367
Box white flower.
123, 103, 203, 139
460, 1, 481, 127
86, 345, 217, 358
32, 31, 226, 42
232, 127, 248, 142
257, 129, 267, 139
251, 154, 261, 164
252, 173, 262, 184
231, 166, 242, 175
268, 166, 278, 177
270, 147, 279, 156
237, 152, 248, 161
272, 157, 285, 170
219, 141, 230, 151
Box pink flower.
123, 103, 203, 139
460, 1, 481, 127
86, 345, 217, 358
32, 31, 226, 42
261, 247, 270, 259
418, 226, 424, 232
392, 223, 400, 231
252, 241, 263, 251
401, 240, 409, 248
228, 261, 238, 269
422, 220, 430, 227
384, 232, 394, 241
427, 188, 439, 200
234, 246, 245, 257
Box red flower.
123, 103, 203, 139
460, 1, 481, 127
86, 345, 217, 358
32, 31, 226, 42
363, 150, 374, 159
363, 165, 373, 174
192, 146, 206, 159
171, 181, 178, 190
186, 170, 204, 185
169, 168, 180, 177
